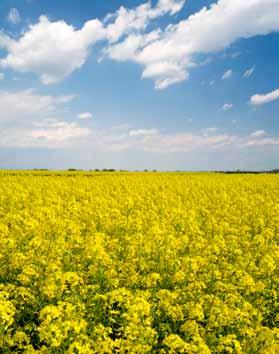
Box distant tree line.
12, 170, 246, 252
217, 169, 279, 174
27, 168, 279, 174
68, 169, 158, 172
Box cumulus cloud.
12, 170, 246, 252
222, 69, 232, 80
250, 88, 279, 106
0, 16, 106, 84
0, 1, 185, 85
250, 130, 266, 137
104, 30, 162, 62
7, 8, 21, 25
243, 66, 255, 78
222, 103, 233, 111
105, 0, 185, 43
0, 32, 13, 49
0, 0, 278, 88
0, 73, 4, 80
78, 112, 93, 120
105, 0, 279, 88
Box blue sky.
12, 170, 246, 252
0, 0, 278, 170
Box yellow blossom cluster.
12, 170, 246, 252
0, 171, 278, 353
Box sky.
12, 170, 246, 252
0, 0, 279, 171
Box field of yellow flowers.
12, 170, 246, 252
0, 171, 278, 353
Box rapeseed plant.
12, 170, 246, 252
0, 171, 278, 353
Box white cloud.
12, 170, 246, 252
0, 73, 4, 80
222, 69, 232, 80
0, 89, 75, 123
105, 0, 279, 88
156, 0, 186, 15
129, 128, 159, 137
104, 30, 161, 61
97, 127, 279, 153
0, 32, 12, 49
142, 61, 188, 89
243, 66, 255, 78
0, 1, 185, 85
28, 120, 90, 144
250, 130, 266, 138
1, 102, 279, 152
0, 89, 89, 148
97, 128, 236, 153
250, 88, 279, 106
242, 137, 279, 147
1, 120, 90, 148
78, 112, 93, 120
105, 0, 185, 43
222, 103, 233, 111
0, 16, 105, 84
7, 8, 21, 25
1, 0, 279, 88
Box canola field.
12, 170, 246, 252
0, 171, 278, 353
